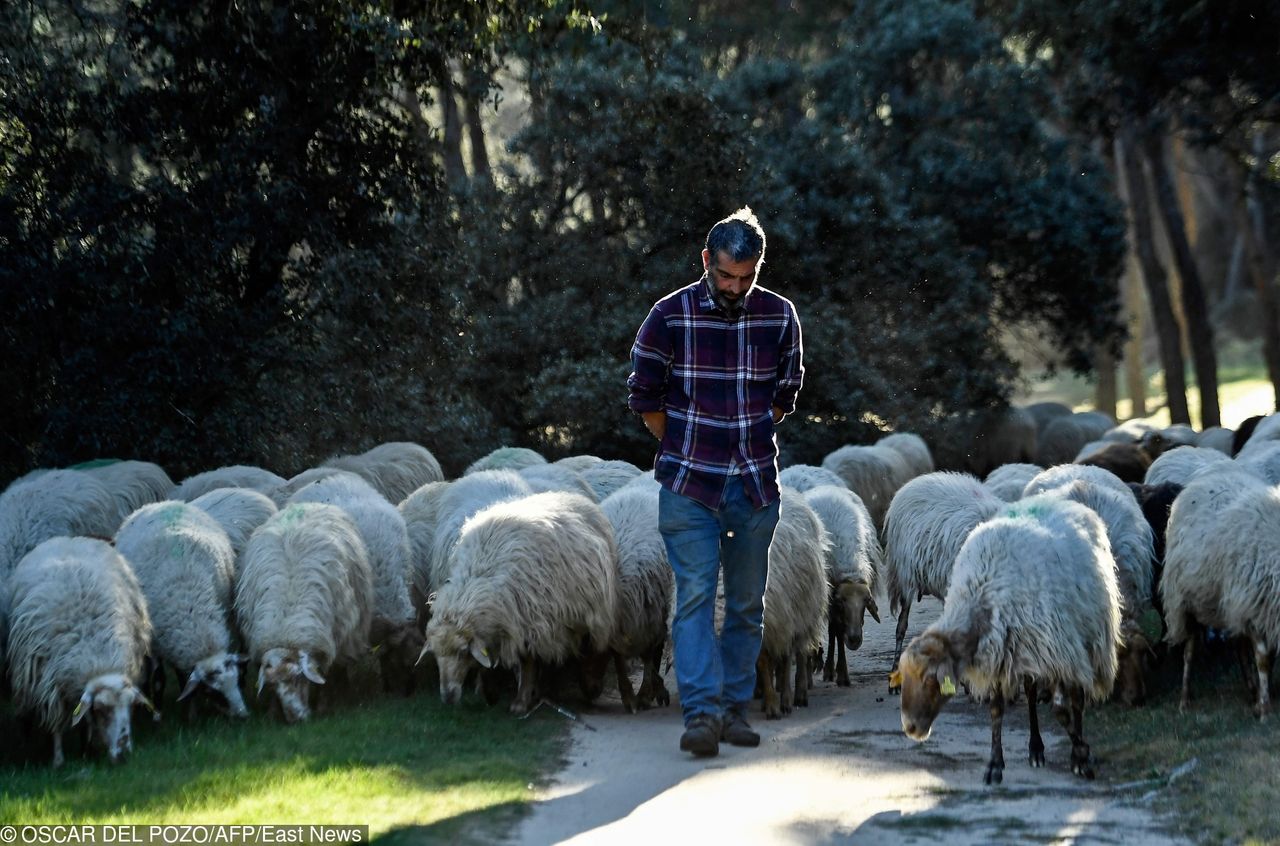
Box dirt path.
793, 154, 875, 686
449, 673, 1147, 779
508, 599, 1188, 845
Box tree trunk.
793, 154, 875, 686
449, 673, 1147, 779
1116, 127, 1191, 425
1229, 156, 1280, 411
462, 69, 494, 191
1124, 255, 1148, 418
435, 61, 467, 190
1095, 345, 1118, 420
1144, 129, 1220, 428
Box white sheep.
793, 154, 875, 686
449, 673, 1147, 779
1022, 401, 1072, 436
519, 463, 597, 500
779, 464, 849, 493
803, 484, 882, 687
463, 446, 547, 475
269, 467, 352, 507
427, 470, 534, 596
1, 468, 120, 580
1196, 426, 1235, 455
882, 472, 1004, 685
554, 455, 604, 473
600, 484, 673, 712
321, 441, 445, 505
821, 444, 913, 530
113, 502, 247, 718
190, 487, 279, 562
757, 487, 830, 719
1237, 441, 1280, 485
894, 495, 1121, 784
875, 432, 935, 479
934, 407, 1039, 478
982, 463, 1042, 502
1238, 414, 1280, 455
579, 459, 643, 502
1103, 420, 1156, 443
398, 479, 452, 623
236, 503, 374, 722
1022, 463, 1131, 499
288, 474, 420, 693
1035, 411, 1113, 466
423, 491, 619, 715
1143, 446, 1232, 487
171, 465, 287, 502
1162, 467, 1280, 718
80, 460, 175, 530
1140, 425, 1198, 458
7, 537, 155, 766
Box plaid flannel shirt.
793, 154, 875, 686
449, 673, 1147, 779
627, 274, 804, 509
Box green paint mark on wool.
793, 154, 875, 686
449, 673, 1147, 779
1004, 503, 1047, 520
70, 458, 122, 469
278, 504, 308, 528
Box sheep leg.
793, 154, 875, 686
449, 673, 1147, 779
759, 652, 782, 720
1024, 676, 1044, 767
1054, 686, 1094, 779
1254, 639, 1272, 721
779, 650, 795, 715
52, 731, 65, 769
1179, 635, 1196, 713
984, 688, 1005, 786
837, 638, 850, 687
890, 599, 912, 694
793, 649, 809, 708
613, 652, 638, 715
823, 624, 836, 682
643, 641, 670, 708
511, 655, 538, 716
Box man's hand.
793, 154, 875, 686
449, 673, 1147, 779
772, 406, 785, 424
642, 411, 667, 441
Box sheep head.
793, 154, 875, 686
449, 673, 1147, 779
1115, 620, 1151, 707
70, 673, 156, 763
832, 579, 880, 652
894, 631, 963, 742
258, 648, 325, 724
424, 617, 493, 705
180, 653, 250, 718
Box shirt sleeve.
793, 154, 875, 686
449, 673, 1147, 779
773, 302, 804, 416
627, 306, 673, 413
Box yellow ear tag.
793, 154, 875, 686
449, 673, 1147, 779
888, 670, 902, 687
941, 676, 957, 696
72, 701, 83, 718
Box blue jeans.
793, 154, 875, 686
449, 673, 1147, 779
659, 480, 780, 725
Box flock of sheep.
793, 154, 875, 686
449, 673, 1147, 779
1, 404, 1279, 787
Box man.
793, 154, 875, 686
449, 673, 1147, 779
627, 207, 804, 757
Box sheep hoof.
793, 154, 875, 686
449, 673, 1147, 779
509, 701, 530, 717
888, 685, 901, 696
983, 763, 1003, 785
1028, 745, 1045, 768
655, 688, 671, 707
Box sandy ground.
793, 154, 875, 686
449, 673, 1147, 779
508, 599, 1189, 846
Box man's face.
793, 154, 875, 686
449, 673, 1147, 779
703, 249, 760, 303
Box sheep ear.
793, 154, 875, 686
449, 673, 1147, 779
888, 669, 902, 688
71, 690, 94, 726
178, 669, 204, 702
470, 640, 494, 669
256, 670, 267, 698
299, 652, 326, 685
133, 688, 160, 720
866, 595, 881, 624
415, 643, 432, 667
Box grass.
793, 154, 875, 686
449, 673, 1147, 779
0, 675, 567, 844
1090, 652, 1280, 846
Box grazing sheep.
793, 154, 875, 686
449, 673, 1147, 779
1140, 427, 1197, 460
1022, 463, 1131, 499
554, 455, 605, 473
288, 475, 420, 694
171, 465, 287, 502
190, 488, 279, 561
622, 472, 660, 493
1237, 442, 1280, 485
1022, 402, 1073, 436
982, 463, 1042, 502
519, 463, 596, 500
1103, 420, 1157, 443
1074, 440, 1111, 461
398, 480, 452, 623
779, 464, 848, 493
1036, 412, 1114, 467
1143, 446, 1231, 487
80, 460, 175, 530
464, 446, 546, 476
428, 470, 534, 596
875, 433, 935, 479
1078, 442, 1153, 484
1162, 468, 1280, 718
803, 485, 882, 687
113, 502, 247, 718
7, 537, 155, 766
322, 441, 445, 505
579, 460, 643, 502
756, 488, 830, 719
1196, 426, 1235, 455
1, 469, 119, 576
236, 503, 374, 723
423, 491, 619, 715
935, 407, 1038, 478
821, 445, 912, 531
883, 472, 1004, 688
1127, 481, 1183, 604
894, 495, 1121, 784
1232, 415, 1270, 456
270, 467, 353, 507
600, 485, 673, 712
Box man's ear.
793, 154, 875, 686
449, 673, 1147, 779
701, 248, 711, 271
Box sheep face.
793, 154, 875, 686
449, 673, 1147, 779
258, 648, 324, 723
71, 674, 154, 764
181, 654, 250, 718
424, 619, 491, 705
833, 579, 880, 652
895, 632, 960, 742
1115, 623, 1150, 707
